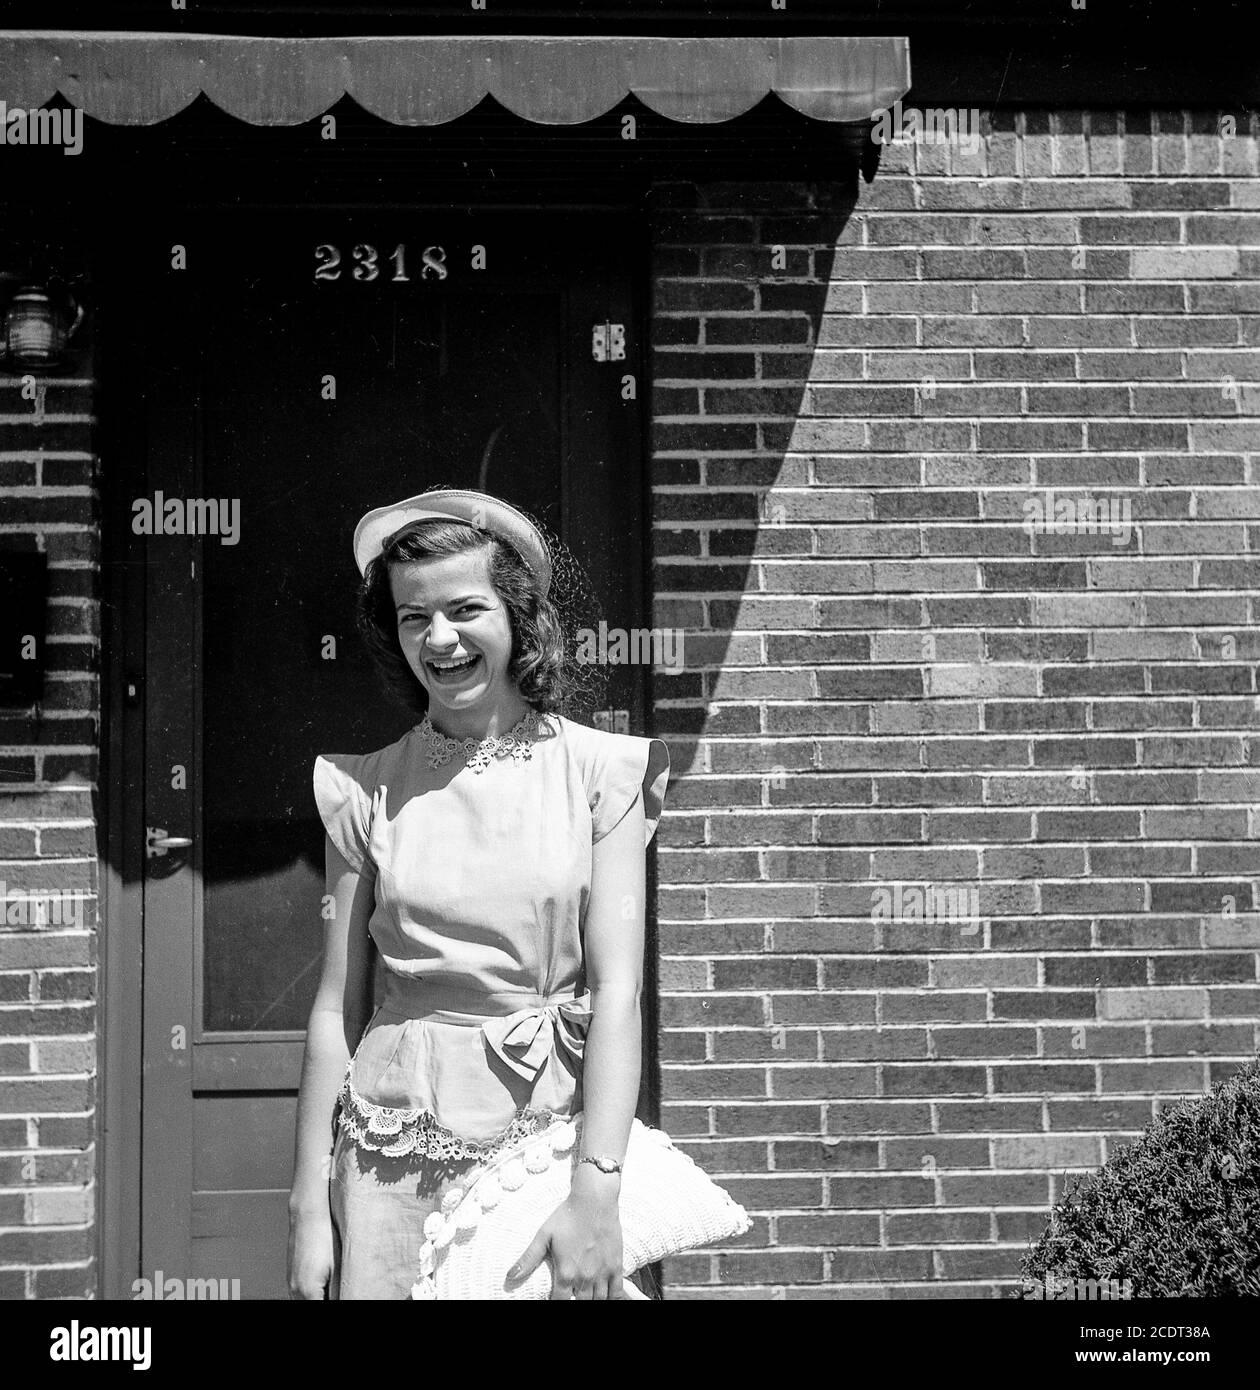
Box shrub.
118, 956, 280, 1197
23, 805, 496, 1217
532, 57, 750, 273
1016, 1057, 1260, 1298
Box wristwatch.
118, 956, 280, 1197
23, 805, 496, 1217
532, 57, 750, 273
578, 1154, 623, 1175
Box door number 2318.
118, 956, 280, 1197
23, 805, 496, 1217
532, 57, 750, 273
314, 244, 448, 283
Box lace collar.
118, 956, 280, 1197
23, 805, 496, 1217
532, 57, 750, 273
415, 706, 547, 773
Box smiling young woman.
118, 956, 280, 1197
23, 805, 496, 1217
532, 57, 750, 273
286, 487, 670, 1301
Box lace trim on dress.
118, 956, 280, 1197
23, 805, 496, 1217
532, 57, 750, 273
335, 1064, 564, 1161
414, 707, 547, 773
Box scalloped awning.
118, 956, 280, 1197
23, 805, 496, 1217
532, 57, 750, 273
0, 32, 910, 127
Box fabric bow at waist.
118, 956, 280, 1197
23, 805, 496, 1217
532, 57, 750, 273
481, 991, 593, 1082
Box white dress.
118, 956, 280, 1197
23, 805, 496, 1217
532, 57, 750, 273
312, 710, 670, 1298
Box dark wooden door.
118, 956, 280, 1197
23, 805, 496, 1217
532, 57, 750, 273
135, 210, 647, 1297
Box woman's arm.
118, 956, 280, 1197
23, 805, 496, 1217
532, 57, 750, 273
574, 784, 648, 1180
286, 836, 376, 1298
509, 787, 648, 1301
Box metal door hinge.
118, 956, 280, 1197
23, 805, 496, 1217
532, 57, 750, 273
593, 708, 630, 735
591, 322, 626, 362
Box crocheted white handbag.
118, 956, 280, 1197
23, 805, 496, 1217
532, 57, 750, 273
410, 1114, 751, 1300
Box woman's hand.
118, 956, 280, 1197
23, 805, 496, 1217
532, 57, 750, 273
287, 1205, 336, 1300
508, 1177, 624, 1300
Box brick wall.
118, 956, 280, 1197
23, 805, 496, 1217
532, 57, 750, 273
3, 106, 1259, 1302
0, 367, 99, 1298
649, 110, 1260, 1298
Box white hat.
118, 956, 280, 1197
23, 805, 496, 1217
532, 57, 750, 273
353, 487, 553, 598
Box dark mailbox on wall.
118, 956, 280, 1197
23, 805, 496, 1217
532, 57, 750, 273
0, 551, 48, 705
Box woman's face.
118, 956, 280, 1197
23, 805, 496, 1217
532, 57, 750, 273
390, 548, 519, 718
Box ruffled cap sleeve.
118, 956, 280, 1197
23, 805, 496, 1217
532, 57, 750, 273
584, 728, 671, 847
313, 753, 377, 876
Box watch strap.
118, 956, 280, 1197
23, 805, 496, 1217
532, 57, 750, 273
578, 1154, 623, 1174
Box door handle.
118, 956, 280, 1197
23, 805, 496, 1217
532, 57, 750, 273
146, 827, 193, 858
